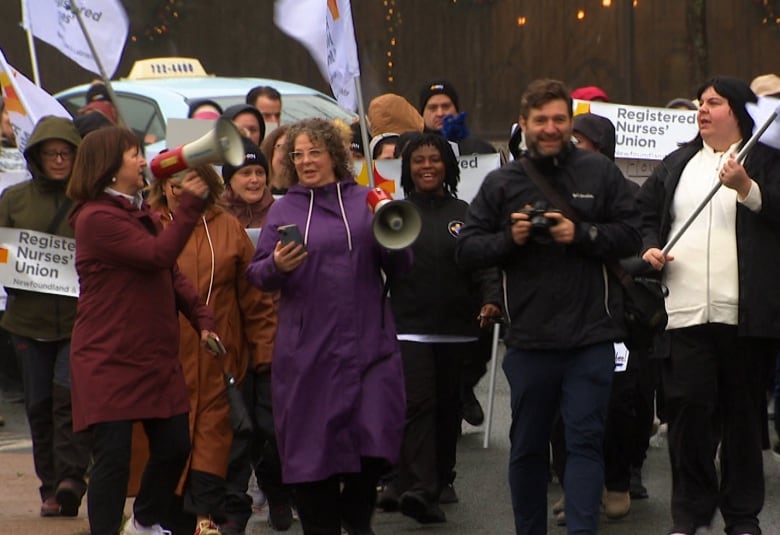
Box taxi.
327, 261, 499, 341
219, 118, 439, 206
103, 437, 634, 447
54, 57, 355, 151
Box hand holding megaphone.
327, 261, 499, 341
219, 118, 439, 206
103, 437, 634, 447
366, 188, 422, 250
150, 117, 245, 179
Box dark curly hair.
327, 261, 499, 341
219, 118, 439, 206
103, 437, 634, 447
399, 132, 459, 197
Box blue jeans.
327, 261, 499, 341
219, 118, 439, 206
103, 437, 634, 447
503, 343, 614, 535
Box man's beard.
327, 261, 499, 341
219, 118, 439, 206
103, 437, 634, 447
525, 133, 569, 159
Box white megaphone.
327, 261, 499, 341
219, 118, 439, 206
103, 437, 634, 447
150, 117, 244, 179
366, 188, 422, 250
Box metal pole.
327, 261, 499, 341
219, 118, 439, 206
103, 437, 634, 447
68, 0, 128, 127
354, 76, 375, 189
662, 109, 778, 255
482, 322, 501, 449
20, 0, 41, 87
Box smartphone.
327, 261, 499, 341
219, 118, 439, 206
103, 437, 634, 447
278, 224, 305, 249
206, 335, 227, 356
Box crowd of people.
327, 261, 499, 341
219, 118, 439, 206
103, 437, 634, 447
0, 70, 779, 535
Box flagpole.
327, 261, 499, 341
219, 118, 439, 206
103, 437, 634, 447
354, 76, 375, 189
67, 0, 128, 127
20, 0, 41, 87
661, 108, 779, 255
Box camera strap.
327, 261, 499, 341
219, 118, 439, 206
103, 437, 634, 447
519, 157, 631, 284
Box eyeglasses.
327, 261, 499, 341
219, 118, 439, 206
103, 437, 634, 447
41, 150, 74, 162
289, 149, 325, 163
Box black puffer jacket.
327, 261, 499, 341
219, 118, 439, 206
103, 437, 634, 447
456, 145, 642, 350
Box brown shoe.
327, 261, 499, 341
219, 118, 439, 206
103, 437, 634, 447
603, 490, 631, 519
40, 496, 60, 517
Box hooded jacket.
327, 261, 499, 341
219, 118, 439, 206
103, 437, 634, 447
246, 178, 413, 483
0, 116, 81, 340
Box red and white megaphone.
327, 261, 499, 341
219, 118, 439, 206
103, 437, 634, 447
366, 188, 422, 250
150, 117, 244, 179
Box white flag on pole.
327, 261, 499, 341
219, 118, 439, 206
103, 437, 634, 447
274, 0, 361, 112
746, 97, 780, 150
0, 50, 72, 152
23, 0, 129, 77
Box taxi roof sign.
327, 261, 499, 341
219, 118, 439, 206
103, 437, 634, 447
127, 57, 209, 80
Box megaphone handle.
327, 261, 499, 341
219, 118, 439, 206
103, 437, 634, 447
661, 110, 778, 256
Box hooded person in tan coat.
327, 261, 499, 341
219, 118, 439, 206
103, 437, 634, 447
136, 164, 277, 534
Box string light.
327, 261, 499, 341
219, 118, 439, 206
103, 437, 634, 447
576, 9, 586, 20
129, 0, 184, 43
384, 0, 401, 84
602, 0, 612, 6
755, 0, 780, 29
516, 16, 527, 26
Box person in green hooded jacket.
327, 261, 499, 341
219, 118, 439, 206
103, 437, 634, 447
0, 115, 91, 518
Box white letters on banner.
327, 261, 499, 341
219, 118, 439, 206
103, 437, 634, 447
0, 228, 79, 298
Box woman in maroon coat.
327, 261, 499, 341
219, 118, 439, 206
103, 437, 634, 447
66, 127, 219, 535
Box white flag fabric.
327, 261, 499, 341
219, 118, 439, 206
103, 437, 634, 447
274, 0, 361, 112
23, 0, 129, 77
0, 50, 72, 152
746, 97, 780, 150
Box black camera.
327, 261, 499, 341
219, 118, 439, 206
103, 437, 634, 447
520, 201, 560, 243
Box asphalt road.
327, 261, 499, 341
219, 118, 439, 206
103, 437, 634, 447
2, 344, 780, 534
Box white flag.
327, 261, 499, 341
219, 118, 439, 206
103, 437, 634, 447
23, 0, 129, 77
274, 0, 361, 112
746, 97, 780, 150
0, 50, 72, 152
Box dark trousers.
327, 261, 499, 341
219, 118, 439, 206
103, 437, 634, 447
223, 371, 291, 530
395, 341, 467, 500
503, 343, 614, 535
88, 414, 190, 535
461, 329, 494, 393
664, 324, 770, 535
294, 456, 385, 535
13, 335, 90, 500
603, 346, 652, 492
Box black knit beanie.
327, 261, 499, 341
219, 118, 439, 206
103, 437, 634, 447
697, 76, 757, 143
419, 80, 460, 114
221, 136, 269, 183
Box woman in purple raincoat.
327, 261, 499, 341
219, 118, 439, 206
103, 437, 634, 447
246, 118, 411, 535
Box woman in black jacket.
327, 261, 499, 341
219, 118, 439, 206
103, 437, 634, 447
382, 132, 501, 524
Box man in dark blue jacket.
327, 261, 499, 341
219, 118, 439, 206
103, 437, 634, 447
456, 78, 641, 535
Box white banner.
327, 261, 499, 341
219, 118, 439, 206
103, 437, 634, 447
574, 100, 699, 161
274, 0, 361, 112
0, 50, 72, 152
23, 0, 129, 77
0, 228, 79, 297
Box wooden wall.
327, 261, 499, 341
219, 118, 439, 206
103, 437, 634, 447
1, 0, 778, 139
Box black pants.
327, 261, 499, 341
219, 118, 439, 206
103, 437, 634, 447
223, 371, 291, 530
87, 414, 190, 535
14, 335, 90, 500
664, 324, 772, 535
294, 456, 385, 535
461, 329, 493, 394
603, 346, 652, 492
394, 341, 467, 500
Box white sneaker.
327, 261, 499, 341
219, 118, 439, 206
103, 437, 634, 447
121, 515, 172, 535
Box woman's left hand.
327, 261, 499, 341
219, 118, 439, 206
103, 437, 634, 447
720, 155, 752, 199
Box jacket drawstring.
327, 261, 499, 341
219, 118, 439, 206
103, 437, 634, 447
336, 182, 353, 251
303, 190, 314, 247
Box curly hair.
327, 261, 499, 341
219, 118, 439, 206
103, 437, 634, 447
399, 132, 460, 197
280, 118, 354, 185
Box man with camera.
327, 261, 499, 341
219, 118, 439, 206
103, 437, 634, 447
456, 78, 641, 535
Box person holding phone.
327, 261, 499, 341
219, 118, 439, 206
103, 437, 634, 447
66, 127, 219, 535
246, 118, 413, 535
147, 163, 277, 534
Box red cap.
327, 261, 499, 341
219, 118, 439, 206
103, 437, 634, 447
571, 86, 609, 102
